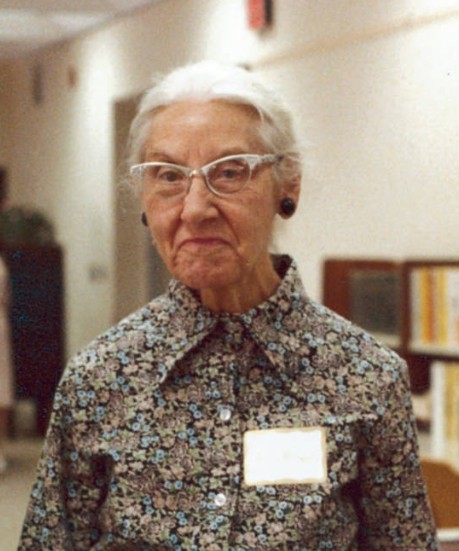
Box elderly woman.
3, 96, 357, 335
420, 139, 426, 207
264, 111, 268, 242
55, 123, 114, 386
19, 61, 437, 550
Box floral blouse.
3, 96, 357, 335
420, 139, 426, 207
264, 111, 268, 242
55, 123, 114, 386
19, 256, 437, 550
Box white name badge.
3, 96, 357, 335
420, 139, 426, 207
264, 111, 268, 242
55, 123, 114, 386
243, 427, 327, 486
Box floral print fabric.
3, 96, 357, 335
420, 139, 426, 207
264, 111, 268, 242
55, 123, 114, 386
19, 256, 437, 550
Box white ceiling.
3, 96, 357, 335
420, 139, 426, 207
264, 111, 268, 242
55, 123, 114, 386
0, 0, 161, 59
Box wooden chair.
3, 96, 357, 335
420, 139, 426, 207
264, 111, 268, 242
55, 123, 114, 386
421, 459, 459, 528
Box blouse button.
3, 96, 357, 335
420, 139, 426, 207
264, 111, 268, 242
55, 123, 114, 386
214, 493, 227, 507
219, 407, 232, 422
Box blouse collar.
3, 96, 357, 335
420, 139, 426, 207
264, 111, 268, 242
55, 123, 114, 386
144, 255, 316, 383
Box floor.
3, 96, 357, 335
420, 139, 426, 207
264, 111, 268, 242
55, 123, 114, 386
0, 438, 42, 551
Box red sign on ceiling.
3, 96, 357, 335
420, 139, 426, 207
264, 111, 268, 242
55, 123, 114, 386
247, 0, 272, 30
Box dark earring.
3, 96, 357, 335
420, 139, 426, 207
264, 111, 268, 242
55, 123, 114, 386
280, 197, 296, 217
141, 212, 148, 227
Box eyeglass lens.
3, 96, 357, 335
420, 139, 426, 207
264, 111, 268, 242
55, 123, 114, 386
207, 158, 250, 194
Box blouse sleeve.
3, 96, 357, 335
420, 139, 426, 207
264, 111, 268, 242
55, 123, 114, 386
18, 361, 108, 551
355, 358, 438, 549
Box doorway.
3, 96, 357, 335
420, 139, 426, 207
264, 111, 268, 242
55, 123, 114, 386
113, 96, 170, 323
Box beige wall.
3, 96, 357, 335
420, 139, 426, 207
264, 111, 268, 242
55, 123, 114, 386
1, 0, 459, 357
0, 62, 12, 167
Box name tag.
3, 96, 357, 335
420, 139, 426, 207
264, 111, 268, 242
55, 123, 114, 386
243, 427, 327, 486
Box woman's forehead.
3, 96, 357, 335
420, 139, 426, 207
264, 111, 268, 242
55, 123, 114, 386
143, 100, 264, 161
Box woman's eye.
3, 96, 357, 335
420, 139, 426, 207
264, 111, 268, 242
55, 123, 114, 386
213, 161, 247, 181
221, 168, 239, 179
157, 167, 183, 183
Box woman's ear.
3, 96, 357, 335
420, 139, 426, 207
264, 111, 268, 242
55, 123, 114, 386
278, 166, 301, 219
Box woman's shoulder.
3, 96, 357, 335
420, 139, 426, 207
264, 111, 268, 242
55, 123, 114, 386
304, 297, 404, 368
64, 293, 174, 378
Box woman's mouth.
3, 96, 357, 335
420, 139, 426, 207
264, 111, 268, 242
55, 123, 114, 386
179, 237, 229, 254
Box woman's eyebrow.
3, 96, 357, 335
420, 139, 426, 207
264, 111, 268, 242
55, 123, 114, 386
143, 150, 178, 163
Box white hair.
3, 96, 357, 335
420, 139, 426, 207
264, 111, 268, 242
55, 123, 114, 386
127, 60, 302, 185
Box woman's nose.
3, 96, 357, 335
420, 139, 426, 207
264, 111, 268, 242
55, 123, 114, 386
180, 173, 217, 223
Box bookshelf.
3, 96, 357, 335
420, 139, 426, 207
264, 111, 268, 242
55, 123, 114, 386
401, 261, 459, 359
323, 258, 459, 390
429, 361, 459, 468
323, 258, 459, 473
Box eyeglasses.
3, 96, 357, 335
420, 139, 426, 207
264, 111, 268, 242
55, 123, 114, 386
130, 153, 282, 198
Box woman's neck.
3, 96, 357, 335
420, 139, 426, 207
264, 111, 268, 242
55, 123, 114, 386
199, 257, 281, 313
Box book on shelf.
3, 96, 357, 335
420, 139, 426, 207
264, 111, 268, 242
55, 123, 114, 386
430, 361, 459, 463
410, 266, 459, 353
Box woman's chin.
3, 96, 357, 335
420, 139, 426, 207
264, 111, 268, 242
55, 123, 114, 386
172, 258, 240, 294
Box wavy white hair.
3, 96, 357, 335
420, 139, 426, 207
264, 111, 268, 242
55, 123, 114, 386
127, 60, 302, 187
